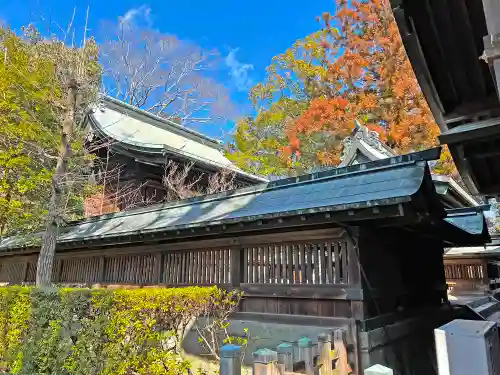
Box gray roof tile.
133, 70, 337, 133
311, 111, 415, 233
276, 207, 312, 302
50, 161, 425, 244
90, 96, 268, 183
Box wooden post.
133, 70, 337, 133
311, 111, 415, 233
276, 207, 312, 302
231, 247, 243, 287
253, 348, 278, 375
346, 236, 361, 286
98, 256, 105, 283
333, 329, 352, 375
317, 333, 333, 375
21, 261, 29, 283
55, 260, 63, 283
154, 252, 163, 284
365, 364, 394, 375
277, 342, 294, 373
298, 337, 314, 375
220, 344, 242, 375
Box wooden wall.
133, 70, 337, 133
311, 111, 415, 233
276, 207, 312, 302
357, 226, 447, 321
443, 256, 490, 293
0, 227, 362, 320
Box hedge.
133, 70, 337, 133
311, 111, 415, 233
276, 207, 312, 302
0, 286, 241, 375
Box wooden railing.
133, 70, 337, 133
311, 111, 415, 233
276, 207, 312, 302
164, 248, 232, 285
219, 328, 353, 375
0, 229, 358, 297
242, 240, 350, 285
444, 263, 484, 280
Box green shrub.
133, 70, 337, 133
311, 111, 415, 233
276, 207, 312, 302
0, 286, 239, 375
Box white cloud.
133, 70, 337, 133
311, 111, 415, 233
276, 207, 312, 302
119, 5, 152, 25
225, 48, 254, 92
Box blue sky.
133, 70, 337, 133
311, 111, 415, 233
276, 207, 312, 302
0, 0, 330, 136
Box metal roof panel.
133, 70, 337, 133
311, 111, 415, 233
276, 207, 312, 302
89, 97, 268, 183
445, 211, 487, 235
0, 162, 425, 249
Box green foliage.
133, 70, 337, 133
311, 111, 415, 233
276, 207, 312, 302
0, 25, 102, 238
0, 286, 238, 374
226, 98, 309, 177
0, 287, 31, 372
227, 31, 338, 177
0, 28, 61, 237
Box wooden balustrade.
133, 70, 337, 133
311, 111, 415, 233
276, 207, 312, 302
0, 230, 356, 293
242, 240, 350, 285
444, 263, 484, 280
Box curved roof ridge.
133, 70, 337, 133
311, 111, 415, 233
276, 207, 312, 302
99, 95, 222, 148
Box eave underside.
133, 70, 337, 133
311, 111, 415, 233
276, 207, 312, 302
392, 0, 500, 130
392, 0, 500, 197
439, 119, 500, 196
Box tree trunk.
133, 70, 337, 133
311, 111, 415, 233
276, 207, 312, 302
36, 79, 78, 286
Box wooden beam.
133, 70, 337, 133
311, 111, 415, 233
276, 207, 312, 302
153, 252, 163, 284
482, 0, 500, 99
448, 0, 487, 98
404, 0, 458, 111
229, 312, 353, 328
230, 247, 243, 287
392, 7, 448, 130
239, 284, 363, 300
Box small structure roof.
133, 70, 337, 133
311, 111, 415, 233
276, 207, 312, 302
444, 206, 491, 237
87, 96, 267, 184
339, 121, 480, 208
0, 147, 487, 252
445, 246, 500, 257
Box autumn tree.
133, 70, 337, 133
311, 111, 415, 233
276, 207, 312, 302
288, 0, 443, 165
226, 98, 309, 177
230, 0, 455, 176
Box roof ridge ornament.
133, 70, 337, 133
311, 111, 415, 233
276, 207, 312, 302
340, 120, 391, 162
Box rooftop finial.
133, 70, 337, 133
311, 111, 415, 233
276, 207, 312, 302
353, 119, 363, 135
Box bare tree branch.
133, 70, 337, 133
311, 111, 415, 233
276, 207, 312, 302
162, 160, 237, 202
99, 20, 237, 126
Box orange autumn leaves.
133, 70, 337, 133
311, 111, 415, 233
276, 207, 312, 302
282, 0, 454, 173
229, 0, 456, 177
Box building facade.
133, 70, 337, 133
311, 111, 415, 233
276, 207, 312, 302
0, 148, 490, 374
83, 96, 267, 216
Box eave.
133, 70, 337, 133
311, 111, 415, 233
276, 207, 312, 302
0, 148, 447, 253
86, 108, 268, 185
442, 206, 492, 245
391, 0, 500, 197
391, 0, 500, 129
438, 118, 500, 197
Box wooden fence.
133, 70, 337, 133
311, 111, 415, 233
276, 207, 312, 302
219, 329, 393, 375
0, 231, 354, 289
444, 263, 485, 281
0, 228, 361, 322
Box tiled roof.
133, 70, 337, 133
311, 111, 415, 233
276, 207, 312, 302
444, 207, 490, 236
57, 161, 424, 243
2, 148, 487, 251
0, 151, 439, 250
338, 122, 479, 207
445, 246, 500, 257
88, 96, 268, 183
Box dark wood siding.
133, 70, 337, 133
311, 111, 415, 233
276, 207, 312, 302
0, 227, 360, 318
